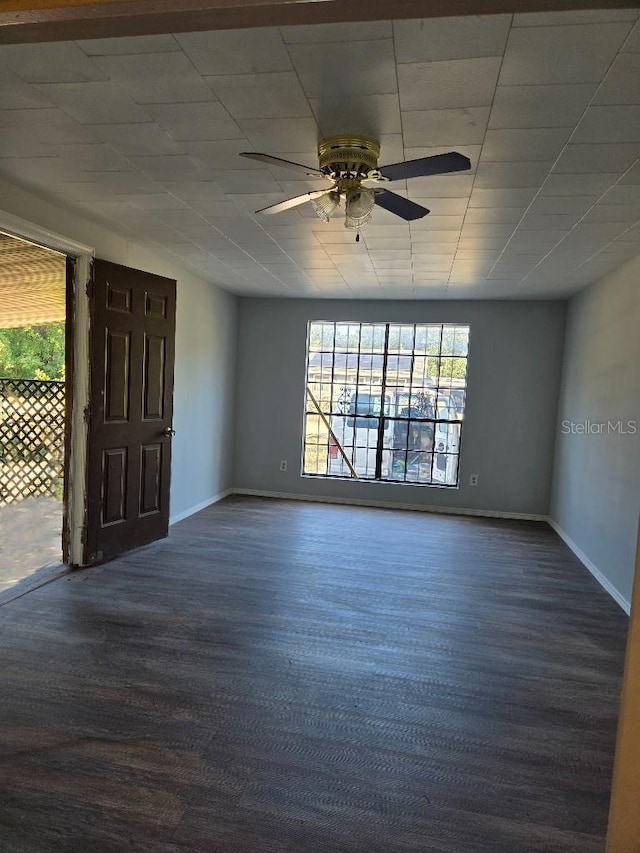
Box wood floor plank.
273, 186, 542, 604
0, 496, 628, 852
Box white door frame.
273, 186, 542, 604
0, 208, 94, 566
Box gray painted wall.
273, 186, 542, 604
0, 175, 238, 524
234, 298, 566, 516
551, 254, 640, 607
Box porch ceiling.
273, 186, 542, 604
0, 232, 65, 328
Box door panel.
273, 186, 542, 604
85, 259, 176, 564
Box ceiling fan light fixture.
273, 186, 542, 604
344, 187, 376, 230
311, 190, 340, 223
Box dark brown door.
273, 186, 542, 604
85, 259, 176, 564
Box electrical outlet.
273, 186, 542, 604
280, 460, 287, 472
469, 474, 479, 487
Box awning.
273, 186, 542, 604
0, 232, 66, 329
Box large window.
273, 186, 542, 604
303, 322, 469, 487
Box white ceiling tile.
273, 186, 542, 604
513, 10, 639, 27
0, 130, 52, 157
623, 20, 640, 52
309, 93, 401, 138
33, 82, 150, 124
0, 43, 106, 83
409, 229, 460, 242
0, 107, 92, 143
93, 170, 163, 195
481, 128, 571, 161
518, 213, 582, 230
93, 53, 213, 104
460, 223, 515, 238
0, 67, 50, 109
176, 29, 291, 75
621, 161, 640, 183
500, 23, 632, 85
398, 58, 501, 111
120, 193, 188, 210
206, 170, 283, 194
464, 207, 525, 223
402, 108, 490, 147
87, 122, 185, 155
475, 161, 552, 188
528, 195, 599, 214
288, 40, 397, 98
469, 187, 539, 207
54, 143, 134, 171
602, 184, 640, 204
572, 105, 640, 143
581, 203, 640, 223
238, 117, 319, 151
153, 208, 210, 228
148, 102, 242, 141
128, 155, 211, 181
394, 15, 511, 62
541, 173, 620, 195
552, 143, 640, 174
490, 84, 596, 133
594, 52, 640, 105
281, 21, 391, 43
76, 35, 180, 55
142, 179, 225, 202
186, 139, 267, 171
206, 72, 312, 121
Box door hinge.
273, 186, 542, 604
81, 525, 88, 545
83, 405, 91, 424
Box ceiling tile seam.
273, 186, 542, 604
484, 21, 640, 283
74, 41, 182, 60
442, 13, 515, 294
546, 214, 640, 287
517, 156, 640, 288
241, 211, 354, 294
278, 30, 393, 46
388, 18, 414, 294
511, 15, 640, 30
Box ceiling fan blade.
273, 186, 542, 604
379, 152, 471, 182
374, 190, 429, 221
256, 189, 333, 215
240, 152, 326, 178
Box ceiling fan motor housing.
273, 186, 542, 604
318, 135, 382, 181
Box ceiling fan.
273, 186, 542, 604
239, 135, 471, 239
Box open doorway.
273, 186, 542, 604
0, 231, 67, 595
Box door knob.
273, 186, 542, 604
162, 426, 176, 437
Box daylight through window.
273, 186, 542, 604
303, 322, 469, 487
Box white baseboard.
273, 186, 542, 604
548, 518, 631, 615
231, 488, 547, 522
169, 489, 232, 526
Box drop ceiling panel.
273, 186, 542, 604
0, 10, 637, 300
147, 102, 242, 141
499, 23, 633, 85
393, 15, 511, 62
398, 58, 502, 111
92, 53, 215, 104
206, 72, 312, 121
288, 40, 397, 97
175, 29, 292, 75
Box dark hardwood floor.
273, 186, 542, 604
0, 496, 629, 852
